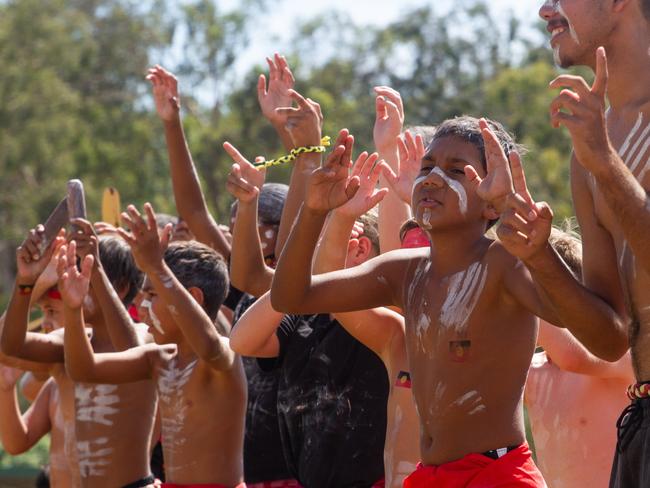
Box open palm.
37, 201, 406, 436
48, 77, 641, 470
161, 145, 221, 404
56, 242, 93, 310
147, 65, 180, 122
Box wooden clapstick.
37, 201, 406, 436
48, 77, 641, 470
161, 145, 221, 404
67, 179, 87, 232
101, 187, 122, 228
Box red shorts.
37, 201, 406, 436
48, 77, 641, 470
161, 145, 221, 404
403, 444, 547, 487
161, 484, 246, 488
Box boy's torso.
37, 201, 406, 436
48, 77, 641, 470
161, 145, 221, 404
398, 243, 537, 465
526, 352, 629, 488
154, 353, 247, 486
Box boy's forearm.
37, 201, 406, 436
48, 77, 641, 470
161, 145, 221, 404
593, 155, 650, 276
163, 118, 231, 258
274, 153, 321, 257
63, 305, 98, 382
378, 145, 410, 253
148, 263, 235, 369
230, 198, 274, 297
91, 265, 139, 350
0, 386, 30, 454
313, 211, 354, 274
272, 120, 294, 152
525, 244, 628, 361
1, 282, 33, 357
272, 205, 327, 312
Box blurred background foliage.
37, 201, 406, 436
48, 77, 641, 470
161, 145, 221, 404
0, 0, 580, 475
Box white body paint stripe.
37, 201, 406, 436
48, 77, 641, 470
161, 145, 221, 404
618, 113, 644, 158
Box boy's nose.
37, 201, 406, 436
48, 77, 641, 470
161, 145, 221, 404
422, 168, 445, 188
539, 0, 557, 21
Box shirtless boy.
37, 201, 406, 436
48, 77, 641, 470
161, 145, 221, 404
479, 1, 650, 485
0, 265, 71, 487
269, 117, 573, 486
524, 229, 633, 488
1, 224, 158, 488
59, 204, 247, 488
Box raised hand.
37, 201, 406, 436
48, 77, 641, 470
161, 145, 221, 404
257, 53, 295, 127
497, 202, 554, 263
464, 119, 537, 218
56, 241, 94, 309
337, 152, 389, 219
373, 86, 404, 153
16, 226, 65, 285
224, 143, 267, 203
380, 130, 425, 204
70, 218, 100, 264
0, 366, 23, 391
94, 221, 120, 236
147, 65, 181, 122
117, 204, 171, 273
275, 89, 323, 148
549, 47, 612, 174
305, 130, 360, 214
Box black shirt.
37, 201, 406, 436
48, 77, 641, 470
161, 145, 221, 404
276, 314, 388, 488
233, 293, 293, 483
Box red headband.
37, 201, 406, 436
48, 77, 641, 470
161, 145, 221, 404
46, 289, 62, 300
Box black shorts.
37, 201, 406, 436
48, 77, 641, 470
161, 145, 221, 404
610, 398, 650, 487
122, 475, 155, 488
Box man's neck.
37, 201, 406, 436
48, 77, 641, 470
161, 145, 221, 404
605, 25, 650, 110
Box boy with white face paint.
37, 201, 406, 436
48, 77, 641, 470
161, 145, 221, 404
1, 226, 159, 488
271, 117, 562, 487
60, 204, 247, 488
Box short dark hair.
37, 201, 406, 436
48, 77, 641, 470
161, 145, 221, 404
163, 241, 229, 320
430, 116, 523, 172
98, 236, 144, 306
358, 210, 380, 255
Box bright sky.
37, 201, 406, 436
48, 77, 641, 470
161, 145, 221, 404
223, 0, 545, 70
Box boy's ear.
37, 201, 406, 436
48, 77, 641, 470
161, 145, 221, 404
353, 236, 373, 261
188, 287, 205, 306
483, 203, 499, 222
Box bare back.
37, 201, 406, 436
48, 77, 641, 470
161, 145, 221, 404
46, 378, 74, 488
393, 242, 538, 465
154, 353, 247, 485
582, 106, 650, 379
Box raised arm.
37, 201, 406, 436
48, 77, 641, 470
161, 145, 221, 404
472, 121, 628, 361
374, 87, 412, 253
271, 131, 403, 315
73, 219, 141, 350
1, 227, 65, 364
551, 48, 650, 276
229, 292, 282, 358
56, 242, 172, 384
224, 143, 274, 297
0, 368, 52, 455
312, 156, 402, 359
257, 53, 296, 151
538, 321, 633, 380
273, 90, 324, 257
119, 204, 237, 371
147, 65, 230, 257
